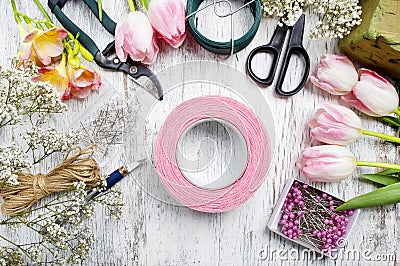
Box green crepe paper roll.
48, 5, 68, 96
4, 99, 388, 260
338, 0, 400, 79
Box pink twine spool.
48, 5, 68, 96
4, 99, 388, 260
154, 96, 271, 212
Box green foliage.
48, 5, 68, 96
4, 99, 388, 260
360, 173, 400, 186
139, 0, 149, 10
381, 116, 400, 128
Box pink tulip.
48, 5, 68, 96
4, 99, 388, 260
115, 11, 159, 64
310, 54, 358, 95
148, 0, 186, 48
342, 69, 399, 117
298, 145, 357, 182
309, 102, 362, 145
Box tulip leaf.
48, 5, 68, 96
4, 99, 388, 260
360, 174, 400, 186
381, 116, 400, 128
336, 182, 400, 210
377, 168, 400, 175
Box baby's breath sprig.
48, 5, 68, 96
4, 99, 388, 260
23, 127, 80, 164
0, 64, 67, 129
0, 247, 23, 266
261, 0, 362, 39
0, 62, 124, 265
0, 144, 30, 187
0, 63, 77, 186
0, 181, 123, 265
93, 187, 125, 220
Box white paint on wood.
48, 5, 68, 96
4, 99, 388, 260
0, 0, 398, 265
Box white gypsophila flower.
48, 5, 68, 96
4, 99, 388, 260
37, 182, 98, 262
43, 222, 69, 249
22, 127, 81, 157
95, 188, 124, 220
0, 143, 30, 186
0, 247, 23, 266
0, 102, 22, 127
0, 62, 124, 265
26, 246, 43, 264
261, 0, 362, 39
0, 65, 66, 129
69, 181, 95, 219
66, 227, 95, 264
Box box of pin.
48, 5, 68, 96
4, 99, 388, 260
267, 178, 361, 259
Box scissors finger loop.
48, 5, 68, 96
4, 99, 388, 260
275, 47, 310, 97
246, 45, 280, 86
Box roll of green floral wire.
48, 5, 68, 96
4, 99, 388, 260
186, 0, 262, 54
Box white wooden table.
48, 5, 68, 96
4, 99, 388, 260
1, 0, 399, 265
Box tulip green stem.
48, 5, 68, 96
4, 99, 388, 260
127, 0, 136, 12
10, 0, 22, 23
395, 107, 400, 117
356, 161, 400, 171
361, 129, 400, 144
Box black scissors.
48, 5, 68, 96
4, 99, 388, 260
48, 0, 163, 100
246, 14, 310, 97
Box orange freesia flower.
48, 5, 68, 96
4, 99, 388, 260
65, 64, 102, 100
32, 53, 68, 96
31, 53, 101, 101
19, 27, 67, 66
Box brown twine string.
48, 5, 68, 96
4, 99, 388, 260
0, 145, 102, 217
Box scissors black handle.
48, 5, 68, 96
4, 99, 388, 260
275, 41, 310, 96
246, 45, 280, 86
246, 25, 287, 86
246, 14, 310, 97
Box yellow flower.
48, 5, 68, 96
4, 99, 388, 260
31, 54, 101, 101
32, 53, 68, 98
17, 23, 29, 54
19, 27, 67, 66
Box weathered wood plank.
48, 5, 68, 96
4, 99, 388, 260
0, 1, 398, 265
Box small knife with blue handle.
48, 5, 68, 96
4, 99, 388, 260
53, 159, 145, 226
85, 159, 145, 201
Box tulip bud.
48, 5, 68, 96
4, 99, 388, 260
298, 145, 357, 182
148, 0, 186, 48
115, 11, 159, 64
310, 54, 358, 95
342, 69, 399, 117
309, 102, 362, 145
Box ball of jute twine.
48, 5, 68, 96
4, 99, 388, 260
0, 145, 102, 217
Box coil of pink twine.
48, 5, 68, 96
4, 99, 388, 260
154, 96, 272, 212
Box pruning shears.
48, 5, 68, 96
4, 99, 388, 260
48, 0, 163, 100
